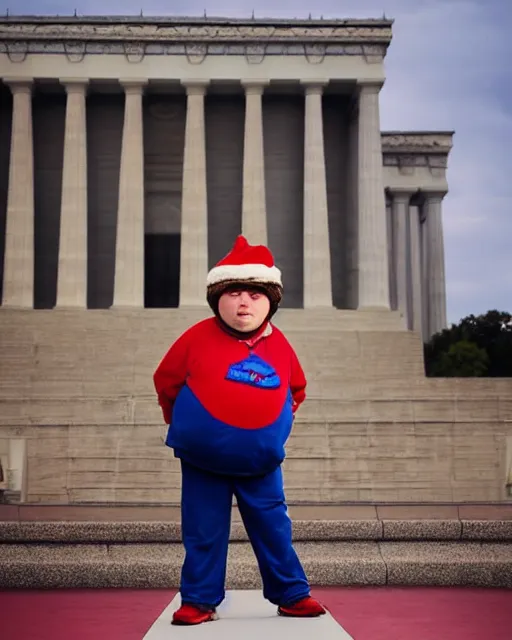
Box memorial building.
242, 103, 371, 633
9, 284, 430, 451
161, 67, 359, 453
0, 15, 452, 340
3, 17, 508, 508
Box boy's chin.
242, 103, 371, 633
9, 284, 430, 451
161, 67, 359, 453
233, 322, 258, 332
226, 317, 261, 332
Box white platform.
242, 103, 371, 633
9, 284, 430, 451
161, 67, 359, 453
143, 590, 353, 639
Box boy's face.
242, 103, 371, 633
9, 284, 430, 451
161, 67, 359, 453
218, 287, 270, 332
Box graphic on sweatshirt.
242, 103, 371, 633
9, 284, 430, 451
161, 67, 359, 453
225, 353, 281, 389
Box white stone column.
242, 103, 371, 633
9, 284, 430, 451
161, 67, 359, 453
113, 80, 146, 307
179, 81, 209, 306
56, 79, 88, 307
420, 209, 430, 341
357, 82, 390, 309
345, 101, 359, 310
409, 204, 423, 335
241, 80, 267, 245
391, 189, 412, 322
302, 81, 332, 308
2, 80, 34, 307
385, 196, 395, 309
424, 191, 447, 336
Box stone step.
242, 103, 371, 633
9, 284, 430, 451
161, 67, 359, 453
1, 394, 476, 426
1, 374, 508, 413
0, 328, 421, 361
3, 410, 511, 504
1, 518, 511, 543
0, 308, 425, 397
3, 502, 511, 522
0, 393, 506, 428
0, 372, 429, 400
0, 307, 407, 333
2, 376, 507, 405
1, 539, 510, 588
277, 309, 407, 331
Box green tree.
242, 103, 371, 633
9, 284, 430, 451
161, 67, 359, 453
425, 310, 512, 377
429, 340, 489, 377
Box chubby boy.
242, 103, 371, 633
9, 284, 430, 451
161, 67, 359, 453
153, 235, 326, 625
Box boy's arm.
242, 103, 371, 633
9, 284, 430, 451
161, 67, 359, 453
290, 348, 307, 414
153, 332, 190, 424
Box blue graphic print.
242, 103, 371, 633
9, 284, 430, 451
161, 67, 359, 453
225, 353, 281, 389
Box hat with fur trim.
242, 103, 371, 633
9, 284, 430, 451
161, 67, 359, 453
206, 235, 283, 317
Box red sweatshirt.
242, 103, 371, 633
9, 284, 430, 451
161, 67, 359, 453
153, 317, 306, 476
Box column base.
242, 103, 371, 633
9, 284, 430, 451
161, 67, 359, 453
178, 303, 209, 309
357, 304, 392, 312
0, 304, 33, 310
109, 304, 144, 310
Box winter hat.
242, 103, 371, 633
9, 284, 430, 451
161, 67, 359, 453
206, 235, 283, 319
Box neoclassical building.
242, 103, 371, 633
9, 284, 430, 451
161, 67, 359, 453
0, 16, 452, 340
5, 17, 512, 513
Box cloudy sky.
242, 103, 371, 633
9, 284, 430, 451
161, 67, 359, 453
2, 0, 510, 324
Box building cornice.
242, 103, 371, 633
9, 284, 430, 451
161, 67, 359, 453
0, 15, 392, 62
0, 15, 394, 29
381, 132, 453, 174
381, 131, 454, 154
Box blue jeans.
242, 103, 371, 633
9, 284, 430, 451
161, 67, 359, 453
179, 460, 310, 607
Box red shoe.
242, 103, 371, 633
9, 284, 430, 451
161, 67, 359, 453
171, 603, 218, 625
278, 596, 327, 617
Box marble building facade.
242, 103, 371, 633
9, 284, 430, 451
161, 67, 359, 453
0, 16, 452, 341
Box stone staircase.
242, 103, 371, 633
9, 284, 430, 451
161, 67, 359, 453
1, 503, 511, 589
0, 307, 421, 401
0, 308, 511, 504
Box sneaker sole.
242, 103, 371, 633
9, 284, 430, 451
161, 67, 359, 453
171, 612, 218, 626
278, 609, 326, 618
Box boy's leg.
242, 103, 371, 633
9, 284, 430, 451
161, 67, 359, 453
234, 465, 311, 607
179, 460, 233, 609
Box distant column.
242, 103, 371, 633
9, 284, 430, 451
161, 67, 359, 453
241, 80, 268, 245
391, 189, 413, 323
420, 208, 430, 341
386, 195, 395, 309
424, 191, 448, 336
409, 204, 423, 335
345, 99, 359, 309
113, 80, 146, 307
2, 79, 34, 308
56, 79, 88, 307
357, 82, 390, 309
302, 81, 332, 308
179, 81, 209, 306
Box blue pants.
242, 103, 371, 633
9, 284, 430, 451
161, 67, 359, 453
180, 460, 310, 607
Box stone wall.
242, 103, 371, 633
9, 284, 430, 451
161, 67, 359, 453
1, 395, 511, 504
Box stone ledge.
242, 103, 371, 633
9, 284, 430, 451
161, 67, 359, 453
0, 520, 382, 543
3, 502, 512, 522
382, 519, 461, 540
1, 518, 511, 543
380, 541, 512, 588
462, 520, 512, 541
381, 131, 453, 154
0, 16, 393, 26
1, 541, 510, 589
0, 16, 393, 45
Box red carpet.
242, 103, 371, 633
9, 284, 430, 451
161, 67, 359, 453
314, 587, 512, 640
0, 589, 177, 640
1, 587, 511, 639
